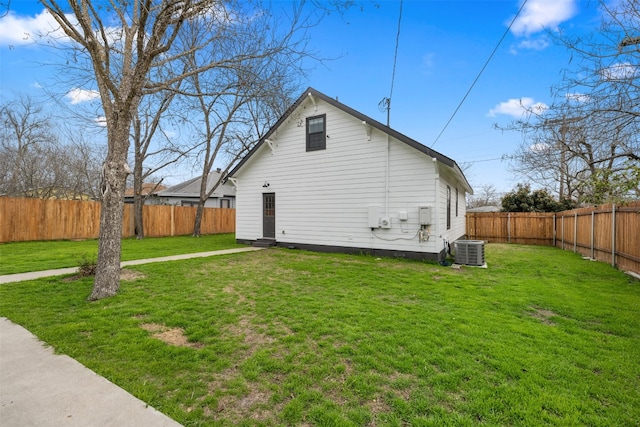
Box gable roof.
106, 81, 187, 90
229, 87, 473, 193
156, 171, 235, 198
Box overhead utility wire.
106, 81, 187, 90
431, 0, 529, 148
379, 0, 404, 126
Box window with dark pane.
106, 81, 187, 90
306, 115, 326, 151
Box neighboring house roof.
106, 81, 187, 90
228, 87, 473, 194
125, 183, 166, 197
156, 171, 236, 198
467, 205, 501, 212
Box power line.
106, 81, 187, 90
389, 0, 403, 105
431, 0, 529, 148
464, 157, 504, 164
379, 0, 404, 126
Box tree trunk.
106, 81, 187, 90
192, 170, 210, 237
193, 200, 204, 237
91, 175, 125, 300
133, 153, 145, 239
90, 125, 131, 301
134, 195, 144, 239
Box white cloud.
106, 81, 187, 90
600, 62, 638, 81
0, 9, 76, 46
488, 97, 549, 118
510, 0, 578, 37
66, 88, 100, 104
516, 37, 549, 51
566, 92, 590, 103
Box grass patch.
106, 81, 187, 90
1, 244, 639, 425
0, 233, 243, 275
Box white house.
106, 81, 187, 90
227, 88, 473, 261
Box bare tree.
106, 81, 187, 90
0, 95, 103, 199
502, 0, 640, 204
506, 106, 638, 203
41, 0, 343, 300
0, 96, 58, 196
467, 184, 501, 209
62, 128, 104, 200
130, 89, 192, 239
187, 84, 295, 236
180, 15, 301, 236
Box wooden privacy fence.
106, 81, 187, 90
0, 197, 235, 243
466, 211, 556, 246
466, 201, 640, 276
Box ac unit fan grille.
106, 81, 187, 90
455, 240, 485, 266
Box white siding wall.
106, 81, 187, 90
235, 97, 458, 256
435, 167, 468, 250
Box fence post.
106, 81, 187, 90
553, 214, 556, 247
129, 204, 135, 238
561, 215, 565, 250
611, 204, 616, 268
171, 205, 175, 237
590, 211, 594, 260
507, 212, 511, 243
573, 212, 577, 253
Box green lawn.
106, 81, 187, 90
1, 244, 638, 426
0, 233, 243, 275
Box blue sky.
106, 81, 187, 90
0, 0, 603, 194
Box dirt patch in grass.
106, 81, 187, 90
120, 269, 146, 281
226, 315, 275, 347
64, 268, 146, 282
202, 314, 302, 423
140, 323, 203, 348
367, 396, 392, 418
215, 381, 274, 422
529, 306, 559, 325
222, 284, 249, 305
206, 367, 284, 423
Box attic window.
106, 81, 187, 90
306, 115, 326, 151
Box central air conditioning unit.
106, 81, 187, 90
455, 240, 485, 266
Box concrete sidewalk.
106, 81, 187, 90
0, 246, 265, 425
0, 317, 182, 426
0, 247, 264, 284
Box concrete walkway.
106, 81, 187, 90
0, 318, 182, 426
0, 246, 264, 426
0, 247, 264, 284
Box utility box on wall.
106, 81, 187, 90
419, 206, 432, 225
368, 205, 391, 229
368, 205, 381, 228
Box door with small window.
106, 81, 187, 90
262, 193, 275, 239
